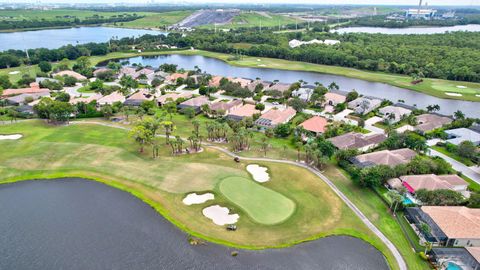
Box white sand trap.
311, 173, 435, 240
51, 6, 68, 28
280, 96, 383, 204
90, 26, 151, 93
476, 95, 480, 97
246, 164, 270, 183
445, 92, 462, 97
182, 193, 214, 205
258, 64, 266, 67
202, 205, 239, 226
8, 71, 19, 75
0, 134, 22, 140
457, 85, 467, 89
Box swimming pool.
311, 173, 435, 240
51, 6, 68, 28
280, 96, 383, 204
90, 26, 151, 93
446, 262, 463, 270
403, 196, 414, 205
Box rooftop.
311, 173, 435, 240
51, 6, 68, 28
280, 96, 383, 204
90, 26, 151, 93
353, 148, 416, 168
299, 116, 329, 134
209, 99, 242, 112
415, 114, 452, 132
400, 174, 468, 193
228, 104, 260, 118
53, 70, 87, 81
179, 96, 210, 107
422, 206, 480, 239
1, 83, 49, 97
256, 107, 297, 126
328, 132, 387, 150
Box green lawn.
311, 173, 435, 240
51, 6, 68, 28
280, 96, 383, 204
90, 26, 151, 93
219, 176, 296, 225
201, 12, 296, 30
431, 145, 476, 166
116, 11, 193, 29
0, 120, 398, 270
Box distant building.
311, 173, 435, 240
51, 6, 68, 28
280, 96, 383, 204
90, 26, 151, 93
52, 70, 87, 81
292, 85, 316, 101
398, 174, 469, 196
97, 91, 125, 106
406, 9, 437, 20
209, 99, 243, 116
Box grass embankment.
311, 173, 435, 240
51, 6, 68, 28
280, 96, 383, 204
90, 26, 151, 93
323, 165, 430, 270
0, 120, 398, 269
431, 145, 476, 166
114, 10, 193, 30
201, 12, 296, 30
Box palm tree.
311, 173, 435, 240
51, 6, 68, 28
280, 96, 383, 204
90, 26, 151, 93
387, 190, 403, 216
260, 136, 269, 157
161, 120, 175, 144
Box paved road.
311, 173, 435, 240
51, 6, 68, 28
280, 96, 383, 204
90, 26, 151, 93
428, 148, 480, 183
72, 120, 407, 270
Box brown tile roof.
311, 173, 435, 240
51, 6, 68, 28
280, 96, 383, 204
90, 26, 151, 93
167, 72, 188, 83
328, 132, 387, 150
126, 89, 153, 101
69, 93, 103, 105
400, 174, 468, 192
416, 114, 452, 132
354, 148, 416, 168
53, 70, 87, 81
265, 83, 291, 93
209, 76, 224, 87
1, 83, 49, 97
179, 96, 210, 107
157, 92, 192, 104
231, 77, 252, 88
209, 99, 242, 113
299, 116, 329, 133
228, 104, 260, 118
97, 91, 125, 105
324, 92, 347, 104
422, 206, 480, 239
466, 247, 480, 263
257, 107, 297, 126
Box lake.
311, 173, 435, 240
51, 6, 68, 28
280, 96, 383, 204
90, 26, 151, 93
0, 178, 389, 270
335, 24, 480, 35
109, 54, 479, 118
0, 27, 165, 51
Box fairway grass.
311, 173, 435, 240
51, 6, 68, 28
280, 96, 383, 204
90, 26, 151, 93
219, 176, 295, 225
0, 120, 399, 269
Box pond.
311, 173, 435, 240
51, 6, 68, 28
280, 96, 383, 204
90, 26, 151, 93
0, 178, 389, 270
0, 27, 165, 51
335, 24, 480, 35
108, 54, 479, 118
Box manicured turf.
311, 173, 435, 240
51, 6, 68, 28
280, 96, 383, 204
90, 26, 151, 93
219, 176, 295, 225
117, 11, 193, 29
0, 120, 399, 270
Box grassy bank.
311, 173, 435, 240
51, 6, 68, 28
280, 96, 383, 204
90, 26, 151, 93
0, 120, 399, 269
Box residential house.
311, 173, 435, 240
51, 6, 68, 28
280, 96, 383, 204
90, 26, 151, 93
97, 91, 126, 106
119, 66, 137, 78
255, 107, 297, 128
1, 83, 49, 97
209, 99, 243, 116
177, 96, 210, 113
415, 114, 453, 133
227, 104, 260, 121
379, 105, 412, 123
53, 70, 87, 81
166, 72, 188, 84
397, 174, 469, 197
324, 90, 348, 106
429, 247, 480, 270
264, 82, 291, 94
328, 132, 387, 151
292, 85, 316, 102
35, 77, 59, 84
209, 76, 224, 87
93, 68, 115, 77
298, 116, 329, 136
351, 148, 416, 168
445, 128, 480, 146
5, 92, 49, 106
405, 206, 480, 247
69, 94, 103, 105
124, 89, 154, 107
156, 92, 193, 106
246, 80, 271, 92
348, 96, 382, 115
231, 77, 252, 88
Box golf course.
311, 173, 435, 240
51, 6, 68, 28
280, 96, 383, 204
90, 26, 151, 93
0, 119, 398, 269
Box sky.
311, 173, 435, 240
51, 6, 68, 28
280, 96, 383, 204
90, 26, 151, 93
1, 0, 479, 5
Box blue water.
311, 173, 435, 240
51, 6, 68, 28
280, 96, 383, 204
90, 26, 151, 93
403, 196, 414, 205
447, 262, 463, 270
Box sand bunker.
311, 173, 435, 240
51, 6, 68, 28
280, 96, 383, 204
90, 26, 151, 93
8, 71, 19, 75
476, 95, 480, 97
246, 164, 270, 183
0, 134, 22, 140
445, 92, 462, 96
456, 85, 467, 89
202, 205, 239, 226
182, 193, 214, 205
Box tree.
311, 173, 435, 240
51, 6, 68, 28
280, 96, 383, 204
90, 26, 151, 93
346, 90, 358, 102
0, 75, 12, 89
468, 193, 480, 208
457, 141, 477, 160
287, 98, 307, 112
255, 103, 265, 111
387, 190, 403, 215
161, 120, 175, 144
260, 136, 269, 157
129, 125, 153, 153
328, 82, 339, 91
38, 61, 52, 73
454, 110, 465, 120
119, 75, 138, 94
415, 189, 465, 206
182, 107, 196, 119
101, 105, 113, 119
55, 92, 70, 102
274, 123, 292, 138
63, 76, 77, 87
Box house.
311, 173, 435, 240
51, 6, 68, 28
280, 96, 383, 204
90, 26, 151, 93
156, 92, 193, 106
398, 174, 469, 197
69, 94, 103, 105
429, 247, 480, 270
328, 132, 387, 151
405, 206, 480, 247
209, 99, 243, 116
255, 107, 297, 128
124, 89, 154, 107
288, 39, 339, 48
298, 116, 329, 136
348, 96, 382, 115
415, 114, 452, 133
351, 148, 416, 168
324, 90, 348, 106
166, 72, 188, 84
292, 85, 316, 101
209, 76, 225, 87
230, 77, 252, 88
97, 91, 126, 106
264, 82, 291, 93
379, 105, 412, 123
35, 77, 59, 84
1, 83, 49, 97
93, 68, 115, 77
227, 104, 260, 121
177, 96, 210, 113
324, 39, 341, 45
119, 66, 137, 78
52, 70, 87, 81
445, 128, 480, 146
246, 80, 271, 92
4, 92, 49, 106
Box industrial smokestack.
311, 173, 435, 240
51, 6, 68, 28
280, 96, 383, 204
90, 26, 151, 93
418, 0, 423, 16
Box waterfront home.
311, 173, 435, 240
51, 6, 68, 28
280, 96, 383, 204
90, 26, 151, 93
1, 83, 49, 97
298, 116, 329, 136
328, 132, 387, 151
156, 92, 193, 106
97, 91, 126, 106
348, 96, 382, 115
405, 206, 480, 247
177, 96, 210, 113
324, 90, 348, 106
396, 174, 469, 197
230, 77, 253, 88
209, 99, 243, 116
379, 105, 412, 124
415, 114, 453, 133
69, 94, 103, 105
5, 92, 49, 106
445, 128, 480, 146
93, 68, 115, 78
430, 247, 480, 270
124, 89, 154, 107
227, 104, 260, 121
167, 72, 189, 84
53, 70, 87, 81
255, 107, 297, 128
351, 148, 416, 168
264, 82, 291, 93
292, 85, 316, 102
247, 80, 271, 92
208, 75, 224, 87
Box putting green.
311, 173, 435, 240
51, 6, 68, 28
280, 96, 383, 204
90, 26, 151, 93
219, 176, 295, 225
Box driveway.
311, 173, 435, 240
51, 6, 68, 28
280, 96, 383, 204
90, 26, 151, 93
64, 83, 89, 98
428, 148, 480, 183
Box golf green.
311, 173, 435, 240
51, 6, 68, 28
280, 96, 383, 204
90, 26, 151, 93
219, 176, 295, 225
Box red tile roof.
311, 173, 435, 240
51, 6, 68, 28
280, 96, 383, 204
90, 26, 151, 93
1, 83, 49, 97
299, 116, 329, 133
